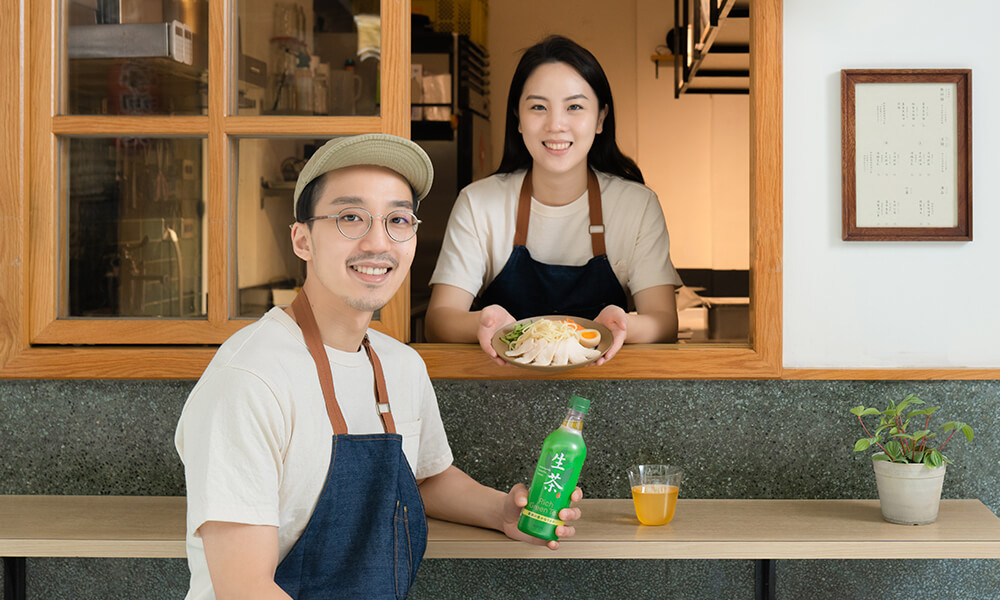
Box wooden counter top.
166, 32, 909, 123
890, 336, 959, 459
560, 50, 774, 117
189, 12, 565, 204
426, 498, 1000, 559
3, 496, 1000, 560
0, 495, 186, 558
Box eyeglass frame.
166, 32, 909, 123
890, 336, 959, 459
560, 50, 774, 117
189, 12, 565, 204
296, 206, 422, 242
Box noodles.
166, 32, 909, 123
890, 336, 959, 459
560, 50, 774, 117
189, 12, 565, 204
508, 319, 579, 351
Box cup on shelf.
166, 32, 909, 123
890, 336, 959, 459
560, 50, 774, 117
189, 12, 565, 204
329, 70, 362, 115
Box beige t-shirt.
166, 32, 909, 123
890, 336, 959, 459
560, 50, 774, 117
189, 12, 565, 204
429, 169, 682, 296
175, 308, 452, 600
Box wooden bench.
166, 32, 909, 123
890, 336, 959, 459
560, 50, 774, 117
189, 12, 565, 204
4, 496, 1000, 600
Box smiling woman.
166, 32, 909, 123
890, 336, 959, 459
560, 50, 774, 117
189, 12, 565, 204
411, 0, 782, 380
423, 36, 682, 368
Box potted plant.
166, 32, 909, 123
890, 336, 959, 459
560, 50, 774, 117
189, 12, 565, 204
850, 394, 974, 525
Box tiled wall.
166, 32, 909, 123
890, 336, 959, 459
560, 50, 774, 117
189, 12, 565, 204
2, 379, 998, 599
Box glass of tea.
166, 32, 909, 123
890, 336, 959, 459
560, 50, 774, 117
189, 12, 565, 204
627, 464, 683, 525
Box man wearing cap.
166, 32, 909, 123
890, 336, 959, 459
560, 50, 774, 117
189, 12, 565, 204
175, 134, 582, 600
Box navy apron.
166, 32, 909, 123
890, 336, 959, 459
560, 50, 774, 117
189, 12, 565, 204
479, 169, 628, 320
273, 291, 427, 600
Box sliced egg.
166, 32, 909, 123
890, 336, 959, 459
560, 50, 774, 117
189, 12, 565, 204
578, 328, 601, 348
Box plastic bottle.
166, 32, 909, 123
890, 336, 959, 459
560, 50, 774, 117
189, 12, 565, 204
517, 395, 589, 541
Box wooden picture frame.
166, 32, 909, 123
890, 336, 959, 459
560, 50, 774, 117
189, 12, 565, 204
841, 69, 971, 241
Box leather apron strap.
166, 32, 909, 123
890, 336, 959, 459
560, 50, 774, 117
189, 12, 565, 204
290, 290, 395, 435
514, 169, 606, 257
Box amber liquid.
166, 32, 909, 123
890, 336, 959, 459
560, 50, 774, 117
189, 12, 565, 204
631, 484, 679, 525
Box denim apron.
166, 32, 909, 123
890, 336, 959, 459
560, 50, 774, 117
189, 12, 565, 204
479, 170, 628, 320
273, 291, 427, 599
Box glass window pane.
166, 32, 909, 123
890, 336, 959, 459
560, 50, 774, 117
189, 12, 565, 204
63, 137, 207, 318
235, 138, 308, 317
62, 0, 208, 115
236, 0, 381, 116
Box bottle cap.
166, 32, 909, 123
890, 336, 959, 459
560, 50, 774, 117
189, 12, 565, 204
569, 395, 590, 413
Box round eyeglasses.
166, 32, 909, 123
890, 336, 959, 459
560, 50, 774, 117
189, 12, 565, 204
303, 207, 421, 242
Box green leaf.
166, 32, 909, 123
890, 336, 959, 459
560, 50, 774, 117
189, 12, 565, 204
927, 450, 944, 468
909, 430, 930, 441
896, 394, 925, 412
872, 454, 892, 462
854, 438, 872, 452
891, 433, 915, 440
885, 441, 903, 459
911, 451, 924, 464
907, 406, 940, 418
940, 422, 974, 441
851, 406, 881, 416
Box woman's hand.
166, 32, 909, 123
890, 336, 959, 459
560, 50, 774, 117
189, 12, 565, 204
477, 304, 516, 366
500, 483, 584, 550
593, 304, 628, 365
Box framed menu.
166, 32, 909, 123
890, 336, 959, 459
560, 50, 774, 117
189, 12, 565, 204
841, 69, 972, 241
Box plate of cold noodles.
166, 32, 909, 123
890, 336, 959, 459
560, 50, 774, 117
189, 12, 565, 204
491, 315, 614, 372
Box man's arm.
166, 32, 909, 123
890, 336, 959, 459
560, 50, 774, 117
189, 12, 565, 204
199, 521, 293, 600
417, 465, 583, 550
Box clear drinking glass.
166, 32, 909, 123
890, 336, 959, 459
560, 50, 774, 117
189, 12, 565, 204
627, 464, 683, 526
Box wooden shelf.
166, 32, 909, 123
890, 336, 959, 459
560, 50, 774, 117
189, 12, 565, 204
427, 498, 1000, 559
4, 496, 999, 560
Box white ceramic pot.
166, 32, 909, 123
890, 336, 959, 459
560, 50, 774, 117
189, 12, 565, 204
872, 455, 946, 525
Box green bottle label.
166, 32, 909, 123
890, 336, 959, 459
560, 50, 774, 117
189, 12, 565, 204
517, 425, 586, 541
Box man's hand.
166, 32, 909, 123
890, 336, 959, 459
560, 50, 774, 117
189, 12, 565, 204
477, 304, 516, 366
593, 304, 628, 365
500, 483, 584, 550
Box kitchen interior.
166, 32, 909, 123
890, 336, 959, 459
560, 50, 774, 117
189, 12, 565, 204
62, 0, 749, 342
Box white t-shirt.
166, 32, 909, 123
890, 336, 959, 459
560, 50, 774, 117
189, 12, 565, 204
429, 170, 682, 297
175, 307, 453, 600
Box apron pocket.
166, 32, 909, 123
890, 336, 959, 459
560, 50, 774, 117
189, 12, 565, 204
393, 501, 414, 599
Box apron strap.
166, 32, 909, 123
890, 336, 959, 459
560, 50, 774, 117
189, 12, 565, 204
290, 290, 395, 435
513, 171, 533, 247
362, 336, 396, 434
514, 169, 606, 257
586, 169, 607, 257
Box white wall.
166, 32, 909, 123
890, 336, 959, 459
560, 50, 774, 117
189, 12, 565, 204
784, 0, 1000, 367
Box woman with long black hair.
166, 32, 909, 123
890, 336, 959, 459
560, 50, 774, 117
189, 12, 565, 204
425, 35, 681, 365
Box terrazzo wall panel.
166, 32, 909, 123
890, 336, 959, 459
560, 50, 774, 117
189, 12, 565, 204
2, 379, 998, 599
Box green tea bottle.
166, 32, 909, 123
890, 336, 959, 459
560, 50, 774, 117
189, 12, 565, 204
517, 395, 589, 541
